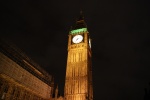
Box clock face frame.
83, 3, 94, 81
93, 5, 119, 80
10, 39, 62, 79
72, 35, 83, 44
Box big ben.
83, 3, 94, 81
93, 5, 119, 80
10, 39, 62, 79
64, 12, 93, 100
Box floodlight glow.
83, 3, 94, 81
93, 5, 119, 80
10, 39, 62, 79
70, 28, 88, 34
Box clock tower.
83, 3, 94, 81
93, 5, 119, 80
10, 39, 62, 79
64, 12, 93, 100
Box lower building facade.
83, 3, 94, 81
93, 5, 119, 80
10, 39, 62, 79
0, 40, 54, 100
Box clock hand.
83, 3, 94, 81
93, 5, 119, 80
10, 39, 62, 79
76, 38, 79, 41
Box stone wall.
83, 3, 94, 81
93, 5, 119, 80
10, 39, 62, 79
0, 52, 52, 99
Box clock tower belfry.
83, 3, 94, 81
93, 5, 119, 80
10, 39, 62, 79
64, 12, 93, 100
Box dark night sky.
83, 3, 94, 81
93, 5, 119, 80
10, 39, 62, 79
1, 0, 150, 100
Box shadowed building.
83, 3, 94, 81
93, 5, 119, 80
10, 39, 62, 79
64, 12, 93, 100
0, 40, 54, 100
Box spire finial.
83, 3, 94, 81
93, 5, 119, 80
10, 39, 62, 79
70, 26, 73, 30
77, 10, 84, 21
80, 10, 83, 15
56, 84, 58, 90
55, 84, 58, 100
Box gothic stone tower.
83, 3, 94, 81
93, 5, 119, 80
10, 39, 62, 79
64, 12, 93, 100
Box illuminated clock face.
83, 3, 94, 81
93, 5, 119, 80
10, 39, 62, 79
89, 39, 91, 48
72, 35, 83, 43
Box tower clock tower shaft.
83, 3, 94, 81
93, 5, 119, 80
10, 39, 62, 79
64, 13, 93, 100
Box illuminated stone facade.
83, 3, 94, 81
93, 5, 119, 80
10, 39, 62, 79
64, 13, 93, 100
0, 40, 54, 100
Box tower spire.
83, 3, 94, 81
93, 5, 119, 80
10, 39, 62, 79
55, 85, 58, 100
80, 10, 82, 14
77, 10, 84, 21
73, 11, 87, 30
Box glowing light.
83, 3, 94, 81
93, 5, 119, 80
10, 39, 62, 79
70, 28, 88, 34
